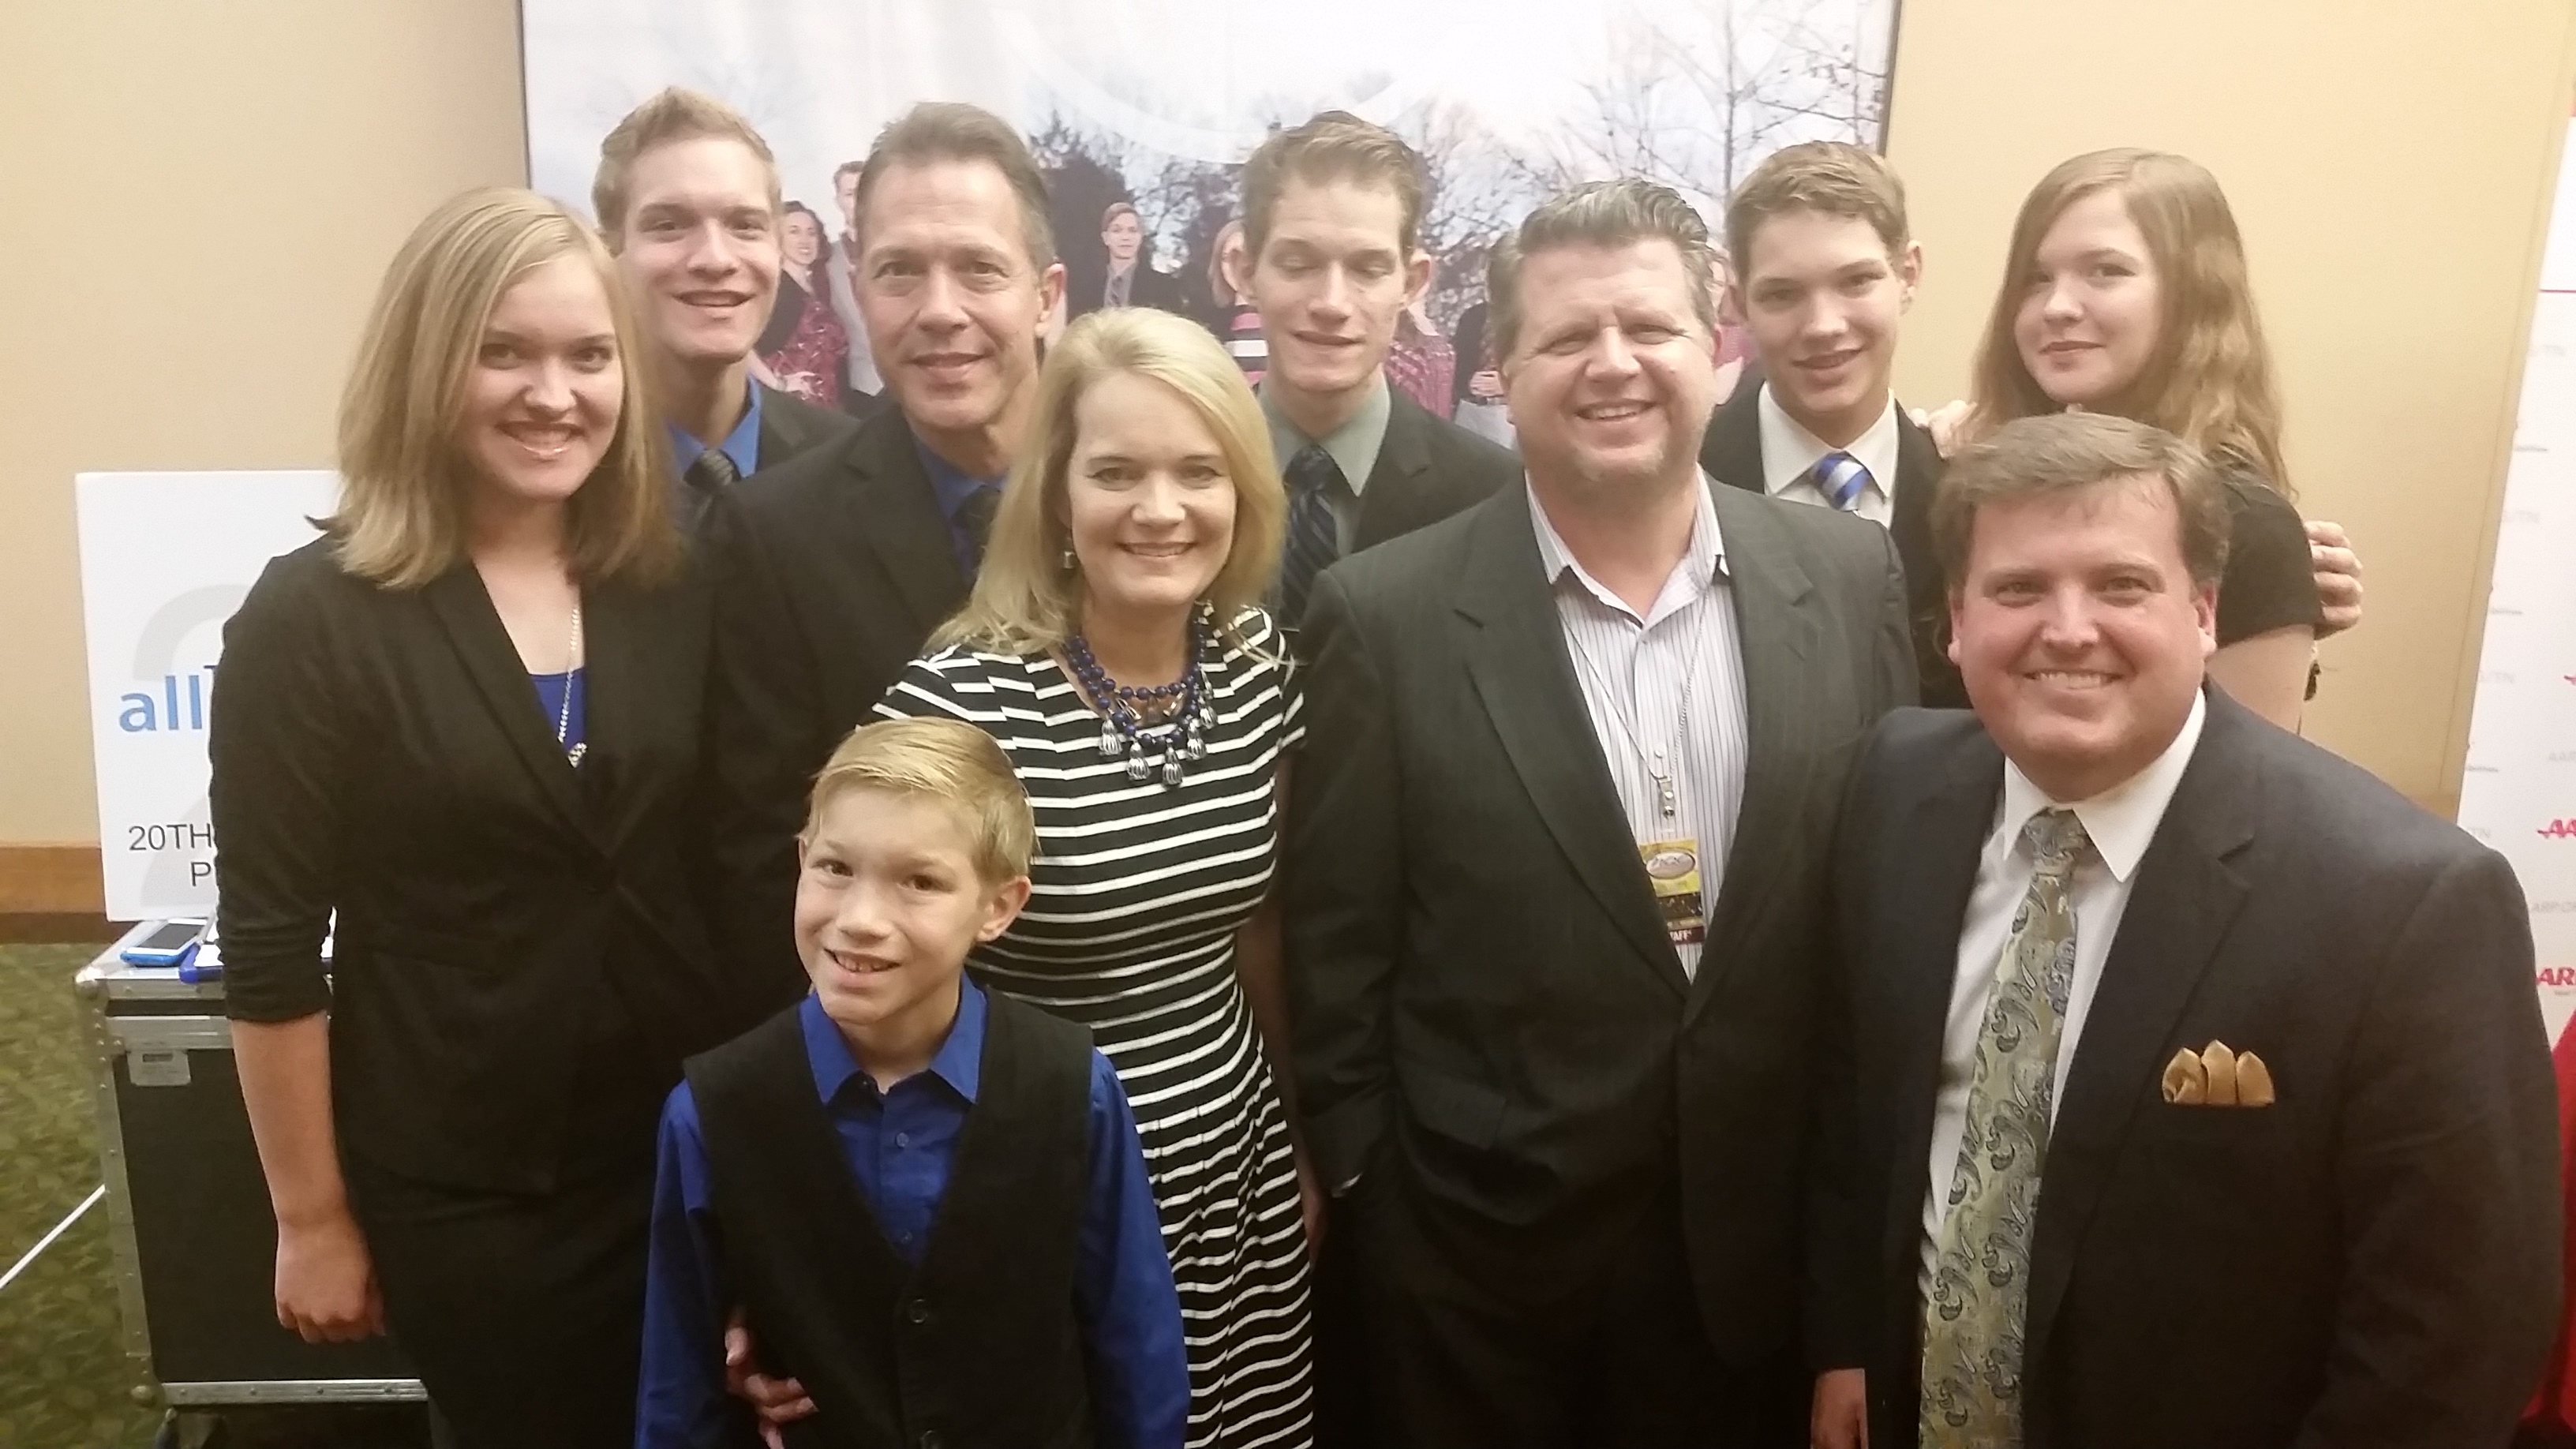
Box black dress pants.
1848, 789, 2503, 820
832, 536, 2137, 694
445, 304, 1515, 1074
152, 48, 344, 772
347, 1148, 656, 1449
1346, 1160, 1808, 1449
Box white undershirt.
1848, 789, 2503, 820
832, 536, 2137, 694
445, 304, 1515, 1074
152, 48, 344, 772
1757, 383, 1902, 526
1917, 692, 2208, 1296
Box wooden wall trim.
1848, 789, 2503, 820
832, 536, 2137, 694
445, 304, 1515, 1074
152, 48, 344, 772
0, 843, 104, 915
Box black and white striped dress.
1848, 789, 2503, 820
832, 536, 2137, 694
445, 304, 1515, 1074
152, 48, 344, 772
878, 611, 1316, 1449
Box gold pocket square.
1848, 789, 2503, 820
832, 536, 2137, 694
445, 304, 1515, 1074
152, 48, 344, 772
2160, 1042, 2275, 1107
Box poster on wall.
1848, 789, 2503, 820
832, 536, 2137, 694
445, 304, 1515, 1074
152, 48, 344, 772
522, 0, 1896, 434
2457, 114, 2576, 1044
76, 471, 339, 923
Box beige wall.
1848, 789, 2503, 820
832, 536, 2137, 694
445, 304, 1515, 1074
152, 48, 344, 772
0, 0, 2570, 874
1886, 0, 2576, 814
0, 1, 527, 852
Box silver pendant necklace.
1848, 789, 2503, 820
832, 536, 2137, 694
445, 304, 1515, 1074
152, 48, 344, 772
555, 601, 586, 768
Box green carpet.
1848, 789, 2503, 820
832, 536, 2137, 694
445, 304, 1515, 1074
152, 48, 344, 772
0, 942, 163, 1447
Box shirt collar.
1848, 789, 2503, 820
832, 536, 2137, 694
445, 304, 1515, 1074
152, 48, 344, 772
1526, 471, 1728, 625
1756, 382, 1900, 504
911, 428, 1008, 522
798, 975, 987, 1104
1260, 373, 1391, 498
668, 376, 764, 479
1992, 690, 2208, 883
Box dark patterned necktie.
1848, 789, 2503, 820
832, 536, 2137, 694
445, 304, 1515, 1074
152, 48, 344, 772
1279, 444, 1344, 628
1920, 808, 2091, 1448
683, 446, 739, 501
955, 484, 1002, 575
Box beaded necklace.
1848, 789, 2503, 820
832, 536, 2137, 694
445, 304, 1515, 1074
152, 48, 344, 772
1064, 609, 1215, 787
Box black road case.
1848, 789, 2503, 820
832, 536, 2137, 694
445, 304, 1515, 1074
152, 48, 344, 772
78, 927, 425, 1409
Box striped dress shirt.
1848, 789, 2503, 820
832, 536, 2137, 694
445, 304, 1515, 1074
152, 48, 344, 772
1527, 476, 1750, 979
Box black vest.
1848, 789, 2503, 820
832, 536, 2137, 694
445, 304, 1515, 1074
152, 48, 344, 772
685, 990, 1100, 1449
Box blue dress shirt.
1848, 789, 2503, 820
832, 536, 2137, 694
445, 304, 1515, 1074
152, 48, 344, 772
912, 432, 1004, 580
635, 981, 1189, 1449
669, 378, 764, 481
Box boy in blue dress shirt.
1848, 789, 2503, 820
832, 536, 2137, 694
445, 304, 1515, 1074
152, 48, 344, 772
636, 717, 1189, 1448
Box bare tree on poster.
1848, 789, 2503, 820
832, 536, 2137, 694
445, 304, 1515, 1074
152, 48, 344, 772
1508, 0, 1887, 217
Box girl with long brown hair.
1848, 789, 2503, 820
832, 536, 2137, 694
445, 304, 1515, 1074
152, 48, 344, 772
1968, 148, 2323, 727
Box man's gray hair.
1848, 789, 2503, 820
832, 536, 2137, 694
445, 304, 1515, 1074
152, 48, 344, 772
1485, 178, 1720, 363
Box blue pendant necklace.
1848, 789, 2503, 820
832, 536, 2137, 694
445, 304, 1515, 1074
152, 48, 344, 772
1064, 608, 1216, 787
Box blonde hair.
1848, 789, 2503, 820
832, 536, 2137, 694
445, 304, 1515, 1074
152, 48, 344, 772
803, 717, 1035, 886
329, 188, 679, 590
591, 87, 781, 249
1969, 148, 2292, 495
1725, 140, 1910, 279
931, 308, 1287, 657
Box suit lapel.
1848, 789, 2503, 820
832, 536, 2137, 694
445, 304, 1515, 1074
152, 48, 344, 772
1683, 487, 1824, 1018
1879, 736, 2005, 1275
840, 413, 970, 635
2022, 692, 2260, 1368
1351, 392, 1438, 551
421, 566, 593, 843
1697, 380, 1768, 494
1457, 489, 1688, 998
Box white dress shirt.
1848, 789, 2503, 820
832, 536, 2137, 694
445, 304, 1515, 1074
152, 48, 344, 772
1757, 384, 1902, 526
1917, 691, 2208, 1294
1528, 476, 1750, 980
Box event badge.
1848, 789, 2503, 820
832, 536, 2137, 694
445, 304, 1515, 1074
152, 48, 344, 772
1641, 838, 1705, 946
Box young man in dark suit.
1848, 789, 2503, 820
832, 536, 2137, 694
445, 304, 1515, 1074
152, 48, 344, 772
698, 102, 1064, 1008
1238, 111, 1523, 640
1696, 143, 1953, 699
1286, 178, 1915, 1448
1808, 413, 2558, 1449
592, 89, 856, 529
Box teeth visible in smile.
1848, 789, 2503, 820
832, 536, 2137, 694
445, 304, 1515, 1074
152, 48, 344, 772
832, 951, 897, 975
2031, 670, 2113, 687
1579, 402, 1647, 421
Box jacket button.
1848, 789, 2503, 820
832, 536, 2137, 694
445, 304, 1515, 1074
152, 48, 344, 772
905, 1299, 930, 1325
919, 1433, 942, 1449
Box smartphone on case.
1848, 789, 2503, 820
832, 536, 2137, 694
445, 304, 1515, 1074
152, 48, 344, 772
121, 919, 206, 968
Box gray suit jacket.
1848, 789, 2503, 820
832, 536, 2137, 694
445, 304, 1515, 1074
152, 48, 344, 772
1285, 477, 1915, 1365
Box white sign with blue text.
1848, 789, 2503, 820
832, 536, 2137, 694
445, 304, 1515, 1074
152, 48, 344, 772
77, 471, 338, 922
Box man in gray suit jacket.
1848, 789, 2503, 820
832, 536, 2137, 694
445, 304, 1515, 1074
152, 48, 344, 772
1286, 178, 1915, 1447
1808, 413, 2556, 1449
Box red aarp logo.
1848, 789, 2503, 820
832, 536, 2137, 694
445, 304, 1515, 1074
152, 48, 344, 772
2544, 820, 2576, 841
2542, 967, 2576, 989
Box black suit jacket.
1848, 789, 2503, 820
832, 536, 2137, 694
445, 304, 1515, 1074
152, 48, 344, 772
1286, 480, 1915, 1364
1347, 388, 1523, 553
210, 540, 727, 1193
1814, 693, 2560, 1449
701, 406, 972, 1005
1700, 382, 1960, 706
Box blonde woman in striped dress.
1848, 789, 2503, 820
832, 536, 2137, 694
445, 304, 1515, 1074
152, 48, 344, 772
879, 306, 1314, 1449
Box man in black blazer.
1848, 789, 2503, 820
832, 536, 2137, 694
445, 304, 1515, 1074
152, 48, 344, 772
1809, 412, 2558, 1449
700, 103, 1065, 1005
1238, 112, 1522, 642
1074, 200, 1187, 318
592, 88, 856, 530
1694, 142, 1956, 704
1287, 178, 1914, 1447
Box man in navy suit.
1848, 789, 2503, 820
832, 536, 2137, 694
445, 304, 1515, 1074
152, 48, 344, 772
1809, 410, 2557, 1449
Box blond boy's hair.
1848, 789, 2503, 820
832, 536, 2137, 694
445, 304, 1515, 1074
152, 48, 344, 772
803, 717, 1035, 885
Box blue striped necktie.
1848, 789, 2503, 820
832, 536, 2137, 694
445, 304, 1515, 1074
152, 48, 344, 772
1814, 451, 1873, 511
1279, 443, 1343, 628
